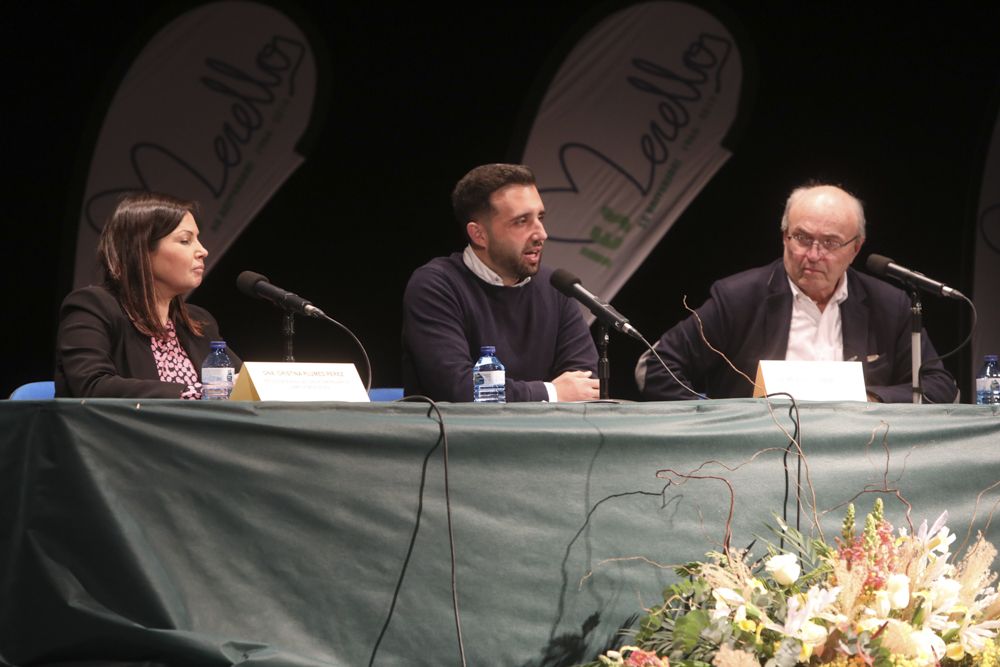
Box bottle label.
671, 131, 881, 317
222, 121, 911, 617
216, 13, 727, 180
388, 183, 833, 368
474, 371, 504, 386
202, 368, 234, 385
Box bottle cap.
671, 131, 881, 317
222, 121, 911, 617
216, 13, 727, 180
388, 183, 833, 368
986, 354, 998, 362
210, 340, 227, 350
479, 345, 495, 356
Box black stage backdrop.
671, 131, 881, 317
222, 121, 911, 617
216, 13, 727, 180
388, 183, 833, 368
5, 1, 1000, 401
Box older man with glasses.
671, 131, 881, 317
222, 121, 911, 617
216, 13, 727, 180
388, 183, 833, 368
635, 183, 957, 403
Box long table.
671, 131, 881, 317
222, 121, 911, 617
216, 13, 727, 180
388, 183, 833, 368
1, 399, 997, 666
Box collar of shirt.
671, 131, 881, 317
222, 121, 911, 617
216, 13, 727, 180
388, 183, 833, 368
462, 245, 552, 398
463, 245, 532, 287
786, 273, 849, 310
784, 274, 850, 362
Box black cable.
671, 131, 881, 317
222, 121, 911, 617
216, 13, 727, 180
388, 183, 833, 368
918, 296, 977, 403
766, 392, 801, 549
637, 332, 707, 399
550, 487, 670, 642
317, 312, 373, 392
367, 396, 466, 667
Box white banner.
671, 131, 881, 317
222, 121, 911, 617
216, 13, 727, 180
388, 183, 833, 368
519, 1, 750, 305
73, 1, 320, 287
972, 110, 1000, 382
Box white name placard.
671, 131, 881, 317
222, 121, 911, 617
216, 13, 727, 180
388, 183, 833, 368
230, 362, 370, 402
753, 360, 867, 402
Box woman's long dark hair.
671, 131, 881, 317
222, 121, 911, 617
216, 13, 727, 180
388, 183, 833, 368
97, 192, 205, 339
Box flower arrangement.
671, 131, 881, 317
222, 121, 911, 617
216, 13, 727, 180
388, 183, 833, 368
585, 499, 1000, 667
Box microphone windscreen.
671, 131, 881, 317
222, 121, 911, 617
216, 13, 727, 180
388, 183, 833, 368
865, 254, 894, 277
550, 268, 582, 295
236, 270, 269, 297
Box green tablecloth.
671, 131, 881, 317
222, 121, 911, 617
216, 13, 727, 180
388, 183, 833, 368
1, 399, 997, 666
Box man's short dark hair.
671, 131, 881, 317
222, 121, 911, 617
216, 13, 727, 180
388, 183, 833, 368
451, 163, 536, 225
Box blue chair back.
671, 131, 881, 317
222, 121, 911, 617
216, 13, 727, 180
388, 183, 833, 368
9, 381, 56, 400
368, 387, 404, 402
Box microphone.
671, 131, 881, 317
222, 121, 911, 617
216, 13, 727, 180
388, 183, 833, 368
865, 254, 965, 300
550, 268, 642, 340
236, 271, 327, 318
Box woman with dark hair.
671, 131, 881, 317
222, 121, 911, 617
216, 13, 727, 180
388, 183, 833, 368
55, 192, 240, 398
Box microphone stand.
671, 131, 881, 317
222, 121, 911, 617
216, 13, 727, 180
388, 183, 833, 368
907, 286, 922, 404
596, 322, 610, 400
282, 312, 296, 362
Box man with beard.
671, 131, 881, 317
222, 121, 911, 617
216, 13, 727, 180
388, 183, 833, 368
635, 183, 957, 403
402, 163, 599, 402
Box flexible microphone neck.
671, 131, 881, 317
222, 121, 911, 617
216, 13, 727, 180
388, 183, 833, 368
235, 270, 371, 390
865, 254, 964, 299
550, 268, 642, 340
236, 270, 327, 318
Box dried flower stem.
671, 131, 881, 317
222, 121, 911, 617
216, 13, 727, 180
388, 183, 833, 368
680, 295, 824, 539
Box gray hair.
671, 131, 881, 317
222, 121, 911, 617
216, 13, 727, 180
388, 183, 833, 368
779, 183, 866, 238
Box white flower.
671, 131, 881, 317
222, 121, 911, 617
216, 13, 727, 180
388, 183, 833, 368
711, 586, 766, 630
763, 587, 841, 661
764, 585, 840, 637
599, 650, 623, 666
914, 512, 948, 545
887, 573, 911, 609
714, 587, 746, 606
911, 628, 947, 664
929, 527, 957, 556
766, 553, 801, 586
712, 587, 747, 620
873, 590, 891, 619
798, 620, 829, 655
925, 578, 962, 629
959, 619, 1000, 654
856, 615, 884, 634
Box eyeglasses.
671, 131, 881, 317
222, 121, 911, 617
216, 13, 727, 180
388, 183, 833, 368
786, 232, 859, 253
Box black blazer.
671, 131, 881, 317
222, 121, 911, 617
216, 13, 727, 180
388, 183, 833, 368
55, 285, 241, 398
636, 260, 957, 403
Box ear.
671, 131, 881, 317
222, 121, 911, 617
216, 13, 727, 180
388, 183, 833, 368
850, 236, 864, 260
466, 221, 487, 249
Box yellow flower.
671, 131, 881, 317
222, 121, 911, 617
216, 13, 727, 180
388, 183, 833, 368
975, 638, 999, 667
948, 643, 967, 661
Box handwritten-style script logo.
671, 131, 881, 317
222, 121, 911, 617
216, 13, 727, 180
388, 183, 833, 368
84, 35, 305, 233
543, 33, 732, 243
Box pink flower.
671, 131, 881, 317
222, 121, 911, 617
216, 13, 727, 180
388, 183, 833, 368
623, 647, 669, 667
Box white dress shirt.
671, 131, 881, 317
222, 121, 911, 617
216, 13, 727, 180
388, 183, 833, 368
462, 246, 531, 287
784, 276, 849, 362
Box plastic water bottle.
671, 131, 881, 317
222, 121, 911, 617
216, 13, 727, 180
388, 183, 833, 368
976, 354, 1000, 405
472, 345, 506, 403
201, 340, 234, 400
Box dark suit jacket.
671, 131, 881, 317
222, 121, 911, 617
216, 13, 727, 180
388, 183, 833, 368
636, 260, 957, 403
55, 285, 241, 398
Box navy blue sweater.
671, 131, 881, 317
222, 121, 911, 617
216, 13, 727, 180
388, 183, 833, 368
402, 253, 598, 402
